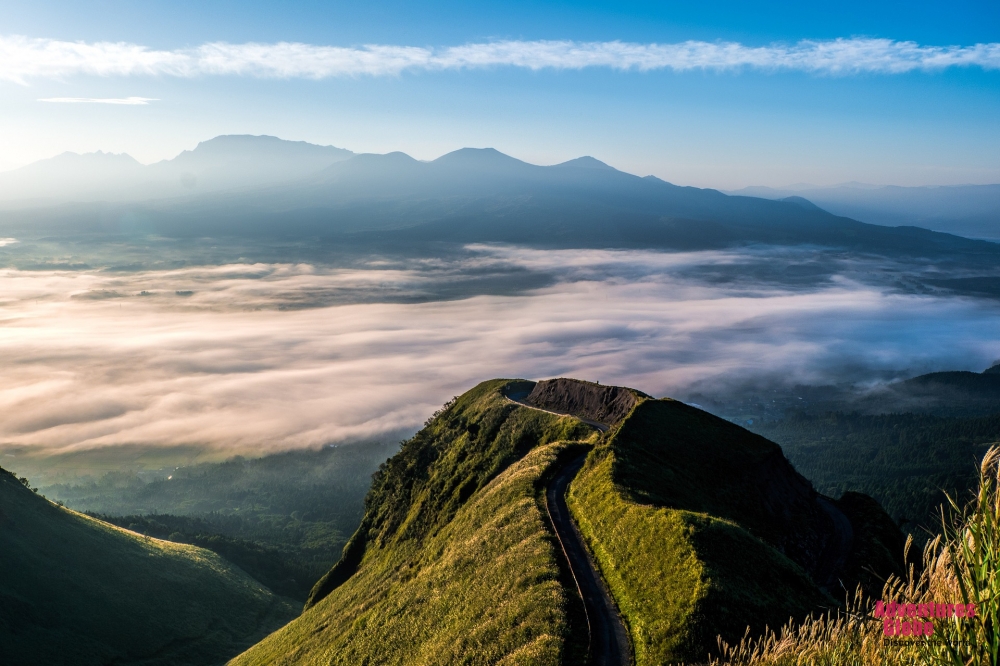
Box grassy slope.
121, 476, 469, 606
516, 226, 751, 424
567, 399, 831, 665
0, 468, 297, 666
233, 379, 596, 666
84, 513, 326, 601
40, 443, 394, 601
238, 381, 894, 665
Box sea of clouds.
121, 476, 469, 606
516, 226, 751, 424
2, 244, 999, 455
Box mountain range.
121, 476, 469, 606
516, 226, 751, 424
0, 135, 354, 205
1, 136, 998, 265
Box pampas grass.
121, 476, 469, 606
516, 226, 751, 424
710, 446, 1000, 666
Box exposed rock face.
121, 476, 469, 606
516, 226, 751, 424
525, 378, 650, 425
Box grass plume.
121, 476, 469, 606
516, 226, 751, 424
711, 446, 1000, 666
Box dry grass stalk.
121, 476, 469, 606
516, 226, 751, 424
709, 446, 1000, 666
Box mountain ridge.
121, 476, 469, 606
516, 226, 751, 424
236, 378, 903, 665
1, 140, 998, 269
728, 183, 1000, 239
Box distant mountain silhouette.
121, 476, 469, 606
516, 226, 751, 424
553, 156, 616, 170
14, 151, 143, 176
729, 183, 1000, 240
0, 152, 147, 205
134, 147, 995, 258
1, 142, 998, 264
780, 195, 824, 211
0, 135, 354, 204
148, 135, 354, 191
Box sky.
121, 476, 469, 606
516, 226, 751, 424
0, 0, 999, 188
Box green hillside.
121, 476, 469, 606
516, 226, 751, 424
0, 466, 297, 666
33, 443, 394, 600
566, 397, 903, 664
233, 379, 902, 665
233, 379, 596, 665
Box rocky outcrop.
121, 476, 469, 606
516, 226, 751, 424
525, 378, 650, 426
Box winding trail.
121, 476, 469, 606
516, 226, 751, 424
506, 390, 632, 664
509, 385, 853, 663
547, 453, 633, 666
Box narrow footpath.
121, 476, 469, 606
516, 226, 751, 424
505, 390, 632, 664
546, 454, 633, 666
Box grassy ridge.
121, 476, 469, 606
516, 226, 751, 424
563, 397, 908, 663
234, 380, 596, 665
605, 399, 905, 595
234, 443, 585, 665
354, 380, 591, 551
83, 512, 322, 600
608, 399, 822, 550
0, 467, 297, 666
568, 440, 828, 664
566, 444, 704, 659
234, 380, 900, 665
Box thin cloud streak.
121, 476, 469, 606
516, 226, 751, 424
38, 96, 158, 104
1, 36, 999, 83
2, 248, 1000, 455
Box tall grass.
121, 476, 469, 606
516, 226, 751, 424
710, 446, 1000, 666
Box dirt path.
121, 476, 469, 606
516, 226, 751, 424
507, 394, 611, 433
507, 389, 631, 663
546, 453, 633, 666
511, 386, 852, 662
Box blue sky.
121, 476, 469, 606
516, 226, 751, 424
1, 0, 998, 187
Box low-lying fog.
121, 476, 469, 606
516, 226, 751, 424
2, 243, 999, 457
